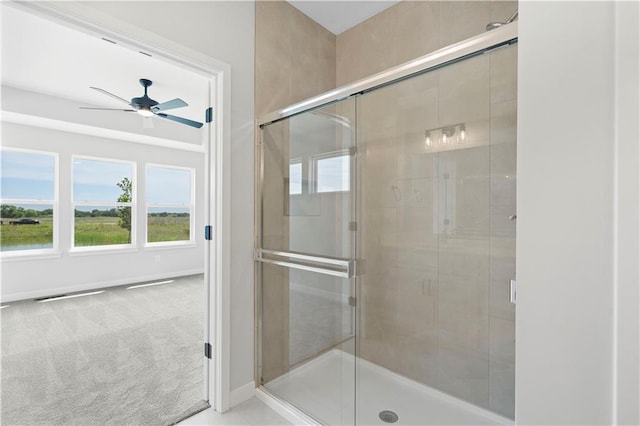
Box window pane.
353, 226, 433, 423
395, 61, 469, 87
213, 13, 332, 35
0, 203, 53, 251
289, 162, 302, 195
74, 206, 131, 246
147, 166, 191, 204
73, 158, 133, 202
147, 207, 190, 243
1, 150, 55, 200
317, 155, 350, 193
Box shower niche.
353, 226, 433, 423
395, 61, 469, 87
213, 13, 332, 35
257, 32, 517, 425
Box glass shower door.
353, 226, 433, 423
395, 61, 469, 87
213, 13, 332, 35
258, 99, 358, 425
354, 43, 517, 422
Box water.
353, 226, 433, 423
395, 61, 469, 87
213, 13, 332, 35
1, 243, 53, 252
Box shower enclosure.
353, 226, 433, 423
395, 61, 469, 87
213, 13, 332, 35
256, 23, 517, 425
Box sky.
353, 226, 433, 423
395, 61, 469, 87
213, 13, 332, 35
1, 150, 54, 200
1, 150, 191, 205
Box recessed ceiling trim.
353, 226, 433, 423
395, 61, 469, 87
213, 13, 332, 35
2, 110, 206, 153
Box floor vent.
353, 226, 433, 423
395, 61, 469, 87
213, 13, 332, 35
379, 410, 399, 423
34, 294, 68, 302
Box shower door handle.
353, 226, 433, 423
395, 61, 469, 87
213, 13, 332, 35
255, 249, 356, 278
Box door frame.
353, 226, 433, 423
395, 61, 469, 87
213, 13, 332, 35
5, 1, 232, 413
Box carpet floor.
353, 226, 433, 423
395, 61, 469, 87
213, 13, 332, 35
1, 275, 206, 426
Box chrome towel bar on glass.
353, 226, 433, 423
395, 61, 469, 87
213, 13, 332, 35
255, 249, 356, 278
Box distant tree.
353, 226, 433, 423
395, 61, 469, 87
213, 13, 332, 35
1, 204, 18, 218
117, 177, 132, 240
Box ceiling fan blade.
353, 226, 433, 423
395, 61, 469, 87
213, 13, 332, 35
80, 107, 136, 111
157, 113, 203, 129
152, 98, 188, 112
90, 87, 132, 106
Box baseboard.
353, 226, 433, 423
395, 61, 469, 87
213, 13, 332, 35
229, 381, 255, 408
1, 269, 204, 303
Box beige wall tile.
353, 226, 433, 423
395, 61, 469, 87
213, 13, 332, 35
438, 343, 490, 407
489, 360, 515, 418
439, 1, 491, 48
397, 1, 440, 64
336, 25, 364, 86
490, 0, 518, 24
255, 0, 336, 117
361, 6, 399, 78
491, 45, 518, 104
397, 332, 439, 385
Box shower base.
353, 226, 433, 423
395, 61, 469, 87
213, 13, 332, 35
265, 349, 513, 425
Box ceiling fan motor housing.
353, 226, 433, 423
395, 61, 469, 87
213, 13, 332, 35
131, 78, 158, 109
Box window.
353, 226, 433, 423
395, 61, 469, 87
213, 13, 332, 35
0, 149, 57, 253
146, 165, 194, 244
289, 160, 302, 195
315, 152, 350, 193
72, 157, 134, 248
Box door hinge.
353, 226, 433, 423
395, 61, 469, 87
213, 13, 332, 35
206, 107, 213, 123
349, 296, 357, 307
204, 342, 212, 359
510, 279, 517, 304
349, 221, 357, 231
204, 225, 212, 241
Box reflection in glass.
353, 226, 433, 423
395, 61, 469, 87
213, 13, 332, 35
289, 161, 302, 195
316, 154, 350, 193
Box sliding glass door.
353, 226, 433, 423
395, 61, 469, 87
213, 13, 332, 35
258, 99, 358, 425
257, 39, 517, 424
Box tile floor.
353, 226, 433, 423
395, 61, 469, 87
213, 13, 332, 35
178, 397, 291, 426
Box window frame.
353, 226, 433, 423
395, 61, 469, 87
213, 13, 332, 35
0, 147, 59, 259
144, 163, 196, 247
70, 155, 136, 252
288, 158, 303, 196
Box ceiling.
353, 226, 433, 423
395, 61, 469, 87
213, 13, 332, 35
287, 1, 400, 35
1, 0, 397, 129
1, 5, 209, 132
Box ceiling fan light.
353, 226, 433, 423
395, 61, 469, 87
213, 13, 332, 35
137, 107, 153, 117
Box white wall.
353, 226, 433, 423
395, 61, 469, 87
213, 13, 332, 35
517, 1, 639, 424
1, 121, 205, 300
12, 0, 256, 396
613, 1, 640, 423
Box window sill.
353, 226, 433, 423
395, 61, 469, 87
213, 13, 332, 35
144, 241, 198, 250
68, 245, 139, 257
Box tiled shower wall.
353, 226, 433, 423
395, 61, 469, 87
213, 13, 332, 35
255, 0, 336, 117
336, 1, 518, 86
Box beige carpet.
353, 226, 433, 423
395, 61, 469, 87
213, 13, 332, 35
1, 275, 207, 426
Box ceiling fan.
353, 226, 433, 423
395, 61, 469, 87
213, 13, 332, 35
80, 78, 203, 128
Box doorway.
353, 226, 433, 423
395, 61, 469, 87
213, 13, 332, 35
0, 2, 228, 423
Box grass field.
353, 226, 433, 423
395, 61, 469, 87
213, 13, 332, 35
147, 215, 191, 243
0, 216, 190, 250
0, 218, 54, 250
